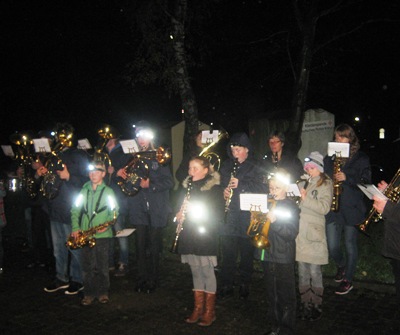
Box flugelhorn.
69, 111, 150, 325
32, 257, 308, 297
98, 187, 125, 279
357, 167, 400, 233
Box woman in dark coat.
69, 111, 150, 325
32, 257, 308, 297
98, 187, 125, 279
324, 123, 371, 295
176, 156, 224, 327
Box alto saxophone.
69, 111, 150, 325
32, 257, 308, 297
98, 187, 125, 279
331, 153, 344, 212
170, 177, 193, 254
66, 213, 117, 250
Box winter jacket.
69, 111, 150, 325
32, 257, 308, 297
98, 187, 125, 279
324, 150, 371, 226
260, 198, 299, 264
46, 147, 89, 224
177, 172, 225, 256
220, 132, 267, 237
296, 176, 333, 265
262, 148, 304, 183
381, 201, 400, 261
71, 181, 119, 239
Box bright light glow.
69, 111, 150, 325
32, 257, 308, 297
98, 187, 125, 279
198, 226, 206, 234
108, 195, 116, 210
275, 172, 290, 185
187, 201, 208, 222
354, 116, 360, 122
379, 128, 385, 139
136, 129, 154, 140
74, 194, 83, 207
273, 208, 292, 219
170, 34, 174, 39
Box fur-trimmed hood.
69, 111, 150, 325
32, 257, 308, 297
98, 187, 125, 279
182, 171, 220, 192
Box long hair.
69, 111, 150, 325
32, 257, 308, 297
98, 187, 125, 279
334, 123, 360, 158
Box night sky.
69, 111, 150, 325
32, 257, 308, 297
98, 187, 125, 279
2, 1, 400, 156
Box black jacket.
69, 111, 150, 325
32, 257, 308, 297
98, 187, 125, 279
177, 173, 224, 256
382, 201, 400, 261
262, 148, 304, 183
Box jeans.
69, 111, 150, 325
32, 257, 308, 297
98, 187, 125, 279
82, 238, 109, 297
326, 222, 359, 282
50, 221, 82, 283
263, 262, 296, 335
220, 235, 254, 288
109, 214, 129, 266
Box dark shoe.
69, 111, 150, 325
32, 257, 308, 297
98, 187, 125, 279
334, 266, 345, 282
81, 296, 94, 306
239, 284, 250, 300
114, 263, 127, 277
134, 281, 146, 293
98, 295, 109, 304
299, 302, 312, 321
217, 286, 234, 299
65, 282, 84, 295
335, 280, 353, 295
264, 328, 280, 335
44, 279, 69, 293
309, 304, 322, 321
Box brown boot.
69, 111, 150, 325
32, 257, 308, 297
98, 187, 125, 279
185, 290, 205, 323
198, 292, 216, 327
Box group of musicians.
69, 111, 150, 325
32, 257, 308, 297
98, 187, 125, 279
2, 120, 399, 334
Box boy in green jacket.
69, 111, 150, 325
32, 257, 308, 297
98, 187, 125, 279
71, 161, 118, 306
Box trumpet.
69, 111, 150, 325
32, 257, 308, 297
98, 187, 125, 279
118, 146, 172, 196
357, 167, 400, 233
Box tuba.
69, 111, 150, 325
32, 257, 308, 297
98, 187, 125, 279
330, 152, 345, 212
199, 128, 229, 172
357, 167, 400, 233
247, 198, 276, 249
40, 129, 74, 199
117, 146, 172, 196
9, 131, 37, 198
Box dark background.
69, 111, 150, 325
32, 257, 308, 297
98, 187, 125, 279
1, 0, 399, 176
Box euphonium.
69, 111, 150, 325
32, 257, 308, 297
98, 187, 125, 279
118, 146, 172, 196
331, 153, 344, 212
66, 215, 117, 250
199, 128, 229, 172
247, 198, 276, 249
40, 129, 74, 199
357, 167, 400, 233
9, 131, 37, 198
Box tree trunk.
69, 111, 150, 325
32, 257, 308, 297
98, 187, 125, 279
171, 0, 199, 154
289, 0, 318, 155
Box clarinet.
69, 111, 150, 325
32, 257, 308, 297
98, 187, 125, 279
170, 177, 193, 254
224, 158, 239, 214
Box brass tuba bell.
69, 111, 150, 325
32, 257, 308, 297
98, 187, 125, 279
199, 128, 229, 172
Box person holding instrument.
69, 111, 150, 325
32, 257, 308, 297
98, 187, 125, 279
323, 123, 371, 295
175, 156, 224, 327
218, 132, 266, 300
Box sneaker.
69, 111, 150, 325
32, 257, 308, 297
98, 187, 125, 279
334, 266, 345, 282
65, 282, 84, 295
81, 296, 94, 306
114, 264, 127, 277
98, 295, 109, 304
44, 279, 69, 293
335, 280, 353, 295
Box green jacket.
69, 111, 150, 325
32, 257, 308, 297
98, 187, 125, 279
71, 181, 119, 239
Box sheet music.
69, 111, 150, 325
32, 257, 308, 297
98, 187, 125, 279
1, 145, 15, 157
115, 228, 135, 237
240, 194, 269, 213
201, 130, 219, 144
120, 139, 139, 154
327, 142, 350, 158
357, 184, 388, 200
287, 183, 301, 197
77, 138, 92, 150
32, 139, 51, 153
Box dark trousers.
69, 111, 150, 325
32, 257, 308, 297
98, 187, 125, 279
135, 225, 163, 284
220, 235, 254, 287
391, 258, 400, 305
82, 238, 110, 298
31, 206, 52, 264
263, 261, 296, 335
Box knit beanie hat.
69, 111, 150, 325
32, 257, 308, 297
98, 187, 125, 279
304, 151, 324, 173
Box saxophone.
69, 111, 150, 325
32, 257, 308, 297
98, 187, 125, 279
331, 153, 344, 212
170, 177, 193, 254
247, 198, 276, 249
66, 214, 117, 250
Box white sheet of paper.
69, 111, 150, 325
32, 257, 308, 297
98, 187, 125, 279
120, 139, 139, 154
201, 130, 219, 144
327, 142, 350, 158
357, 184, 388, 200
115, 228, 136, 237
287, 183, 301, 197
77, 138, 92, 150
240, 194, 269, 213
1, 145, 15, 157
32, 138, 52, 153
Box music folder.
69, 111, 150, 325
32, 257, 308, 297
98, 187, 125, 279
357, 184, 388, 201
115, 228, 135, 237
201, 130, 219, 144
120, 139, 139, 154
240, 194, 269, 213
32, 138, 51, 153
77, 138, 92, 150
327, 142, 350, 158
1, 145, 15, 157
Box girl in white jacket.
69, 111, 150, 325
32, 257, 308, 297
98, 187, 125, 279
296, 151, 333, 321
